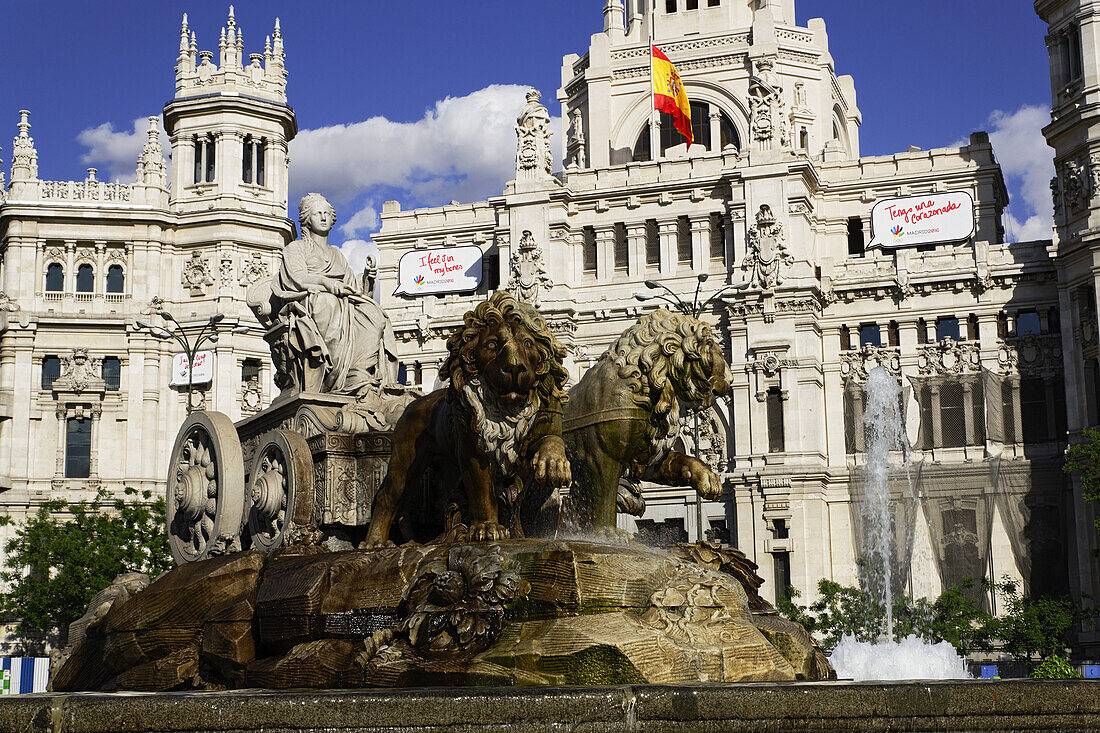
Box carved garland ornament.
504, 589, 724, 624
915, 338, 980, 376
840, 345, 902, 384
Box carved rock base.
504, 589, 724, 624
53, 540, 832, 691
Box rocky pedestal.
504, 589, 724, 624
54, 540, 832, 691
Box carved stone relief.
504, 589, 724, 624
515, 89, 553, 177
998, 334, 1064, 376
915, 339, 981, 376
238, 251, 270, 286
742, 204, 792, 290
508, 230, 553, 307
748, 56, 788, 149
182, 251, 215, 296
840, 346, 902, 384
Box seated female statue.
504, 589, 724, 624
271, 192, 398, 395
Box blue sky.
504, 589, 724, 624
0, 1, 1055, 267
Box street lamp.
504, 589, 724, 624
633, 273, 750, 543
633, 273, 749, 319
135, 311, 250, 413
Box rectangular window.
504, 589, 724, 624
102, 356, 121, 392
582, 226, 597, 275
859, 324, 881, 348
685, 0, 699, 9
242, 358, 261, 383
840, 325, 852, 351
847, 217, 865, 258
888, 321, 900, 348
665, 0, 676, 11
1001, 381, 1017, 443
676, 216, 692, 264
204, 138, 216, 182
709, 213, 725, 262
256, 140, 266, 187
645, 219, 661, 267
65, 417, 91, 479
773, 552, 791, 603
939, 383, 966, 448
936, 317, 960, 342
42, 356, 61, 390
614, 223, 628, 272
397, 363, 408, 386
483, 251, 500, 291
766, 387, 785, 453
967, 314, 980, 341
1016, 311, 1041, 336
193, 137, 202, 184
1020, 377, 1049, 443
242, 136, 253, 184
708, 0, 720, 5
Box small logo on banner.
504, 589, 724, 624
891, 225, 904, 239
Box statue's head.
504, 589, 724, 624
298, 193, 336, 237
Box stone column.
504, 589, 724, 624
930, 385, 943, 449
94, 241, 106, 295
54, 405, 66, 479
709, 111, 722, 153
89, 404, 102, 479
658, 220, 677, 276
65, 240, 76, 294
594, 225, 615, 282
626, 223, 645, 280
963, 381, 975, 446
853, 390, 866, 452
1010, 376, 1024, 445
690, 215, 708, 273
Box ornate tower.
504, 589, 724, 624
1037, 0, 1100, 651
163, 8, 296, 218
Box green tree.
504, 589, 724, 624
0, 488, 172, 653
988, 578, 1079, 661
1062, 426, 1100, 543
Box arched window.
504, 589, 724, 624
76, 263, 94, 293
633, 101, 739, 161
45, 263, 64, 292
106, 265, 125, 294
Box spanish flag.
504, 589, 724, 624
652, 45, 692, 149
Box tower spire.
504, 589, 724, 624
11, 110, 38, 182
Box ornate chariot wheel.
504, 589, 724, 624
246, 429, 314, 552
166, 410, 246, 565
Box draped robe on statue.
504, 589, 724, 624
273, 238, 398, 395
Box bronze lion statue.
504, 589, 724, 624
559, 309, 732, 536
365, 291, 571, 545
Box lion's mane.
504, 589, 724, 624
442, 290, 569, 408
600, 308, 723, 441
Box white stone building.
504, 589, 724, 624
0, 10, 290, 542
374, 0, 1096, 642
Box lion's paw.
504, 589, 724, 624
469, 522, 511, 541
358, 538, 396, 550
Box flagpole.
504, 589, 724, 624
649, 0, 659, 161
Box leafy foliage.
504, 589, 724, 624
1030, 654, 1080, 679
780, 576, 1082, 662
0, 488, 172, 651
1063, 426, 1100, 540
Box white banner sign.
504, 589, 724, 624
170, 350, 214, 387
868, 191, 975, 249
393, 246, 483, 296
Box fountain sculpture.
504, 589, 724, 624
50, 211, 833, 690
829, 366, 969, 680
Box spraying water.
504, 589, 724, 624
860, 366, 911, 641
830, 367, 969, 680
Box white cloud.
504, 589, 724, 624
290, 84, 562, 229
340, 203, 380, 238
985, 104, 1054, 242
339, 238, 377, 275
77, 117, 170, 184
